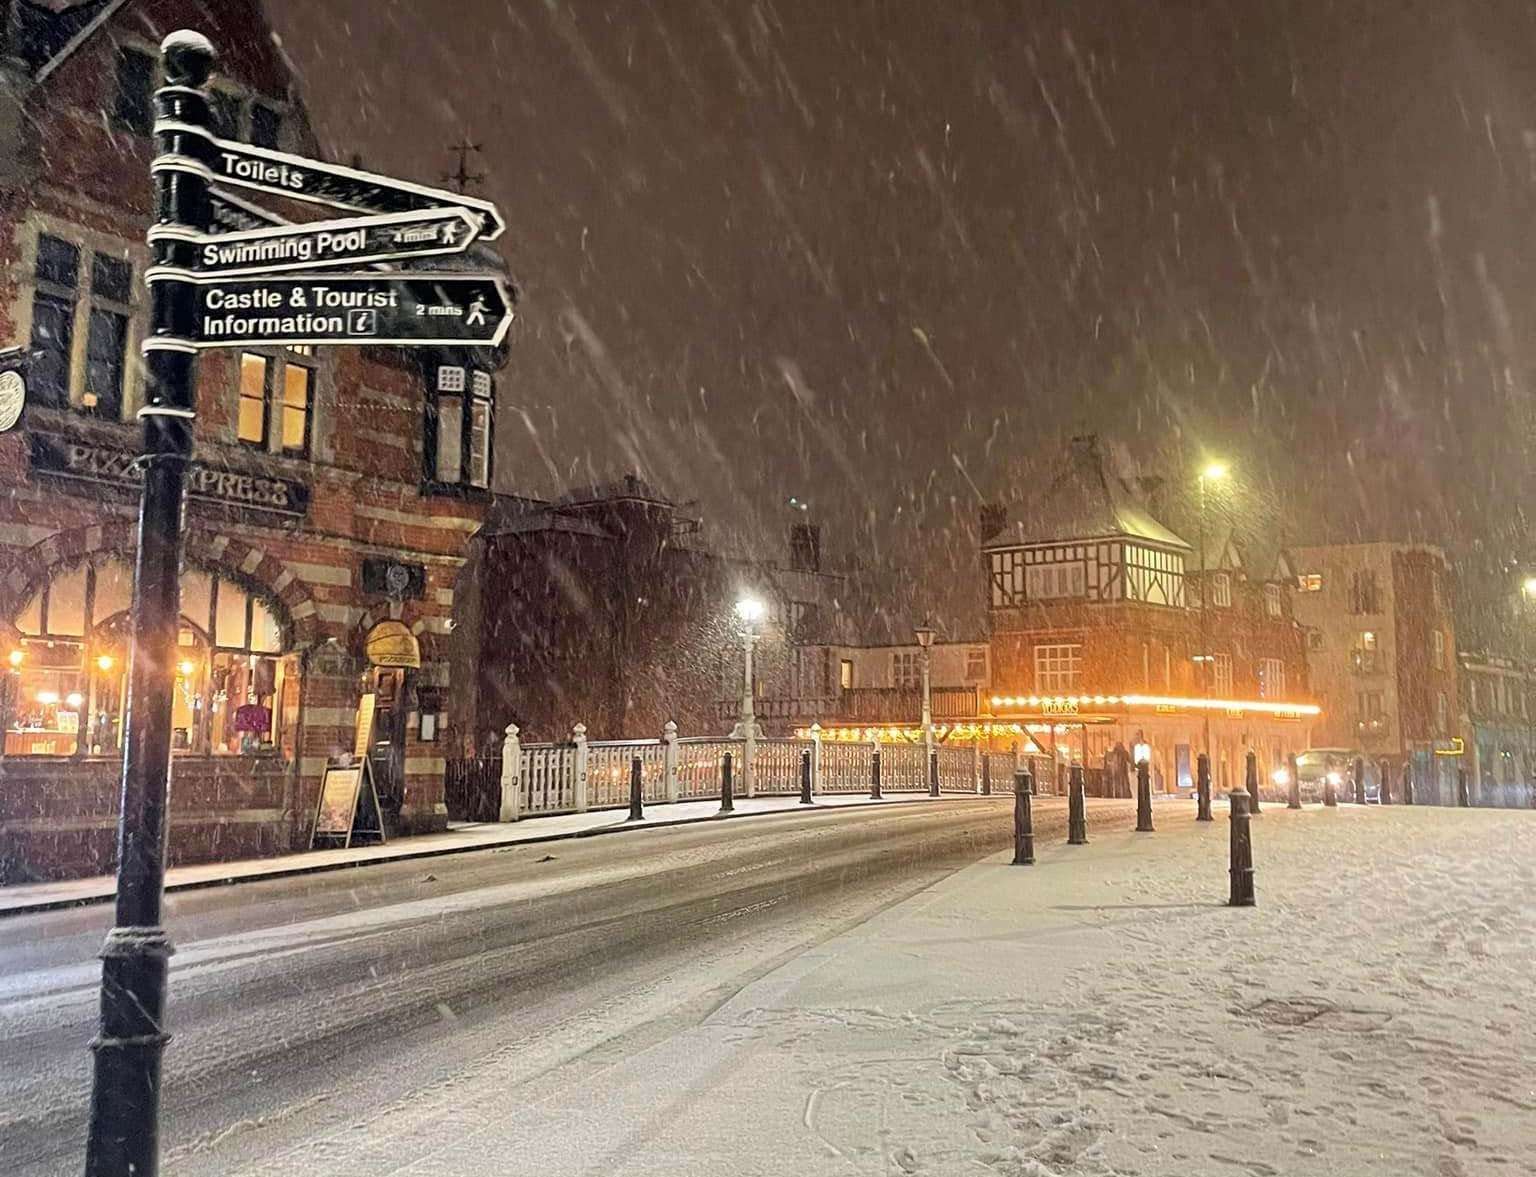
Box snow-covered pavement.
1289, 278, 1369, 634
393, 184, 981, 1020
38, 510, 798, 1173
336, 802, 1535, 1177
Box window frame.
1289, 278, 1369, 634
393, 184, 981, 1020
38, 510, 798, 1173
233, 345, 316, 456
1033, 643, 1082, 694
23, 224, 141, 419
426, 363, 495, 494
1263, 583, 1283, 618
1211, 572, 1232, 609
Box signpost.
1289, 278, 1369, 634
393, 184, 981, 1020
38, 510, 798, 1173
184, 206, 486, 276
190, 272, 514, 348
84, 28, 511, 1177
203, 134, 506, 239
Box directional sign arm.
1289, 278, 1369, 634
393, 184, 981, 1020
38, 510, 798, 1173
206, 136, 506, 241
191, 273, 515, 349
189, 207, 485, 276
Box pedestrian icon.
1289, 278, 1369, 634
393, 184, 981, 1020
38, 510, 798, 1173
441, 221, 461, 245
466, 295, 488, 327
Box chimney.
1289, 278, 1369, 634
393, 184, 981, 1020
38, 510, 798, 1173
979, 504, 1007, 543
790, 523, 821, 572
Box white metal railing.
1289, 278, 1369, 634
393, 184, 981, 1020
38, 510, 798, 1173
819, 740, 874, 792
493, 721, 1028, 821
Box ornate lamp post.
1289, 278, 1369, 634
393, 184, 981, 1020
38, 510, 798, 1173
915, 622, 936, 775
731, 594, 766, 797
1522, 577, 1536, 804
1196, 461, 1229, 769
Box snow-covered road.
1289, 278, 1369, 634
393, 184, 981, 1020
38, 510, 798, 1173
0, 794, 1061, 1176
9, 799, 1529, 1176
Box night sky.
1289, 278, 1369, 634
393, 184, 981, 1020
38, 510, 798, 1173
266, 0, 1536, 635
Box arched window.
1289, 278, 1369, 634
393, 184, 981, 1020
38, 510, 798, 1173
6, 558, 299, 759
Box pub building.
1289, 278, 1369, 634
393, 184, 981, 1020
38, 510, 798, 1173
981, 436, 1317, 794
0, 0, 507, 881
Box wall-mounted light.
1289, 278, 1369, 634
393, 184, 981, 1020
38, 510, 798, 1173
65, 691, 83, 708
96, 654, 115, 672
7, 649, 22, 668
36, 690, 59, 705
178, 660, 196, 678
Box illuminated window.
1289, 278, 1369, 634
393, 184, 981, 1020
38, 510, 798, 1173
1298, 573, 1323, 592
235, 347, 314, 454
1034, 644, 1081, 693
280, 361, 312, 454
7, 559, 294, 758
238, 354, 268, 445
839, 659, 853, 690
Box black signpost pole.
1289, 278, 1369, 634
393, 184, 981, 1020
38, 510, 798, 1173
84, 31, 213, 1177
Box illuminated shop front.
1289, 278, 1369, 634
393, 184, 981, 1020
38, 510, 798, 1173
4, 557, 299, 761
987, 692, 1320, 794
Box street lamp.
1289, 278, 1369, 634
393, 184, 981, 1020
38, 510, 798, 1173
731, 595, 766, 741
1196, 460, 1230, 769
1521, 578, 1536, 803
915, 622, 936, 788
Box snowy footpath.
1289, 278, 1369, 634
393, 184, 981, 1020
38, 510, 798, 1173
398, 802, 1536, 1177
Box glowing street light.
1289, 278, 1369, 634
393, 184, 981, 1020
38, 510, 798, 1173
1196, 458, 1232, 763
731, 596, 766, 774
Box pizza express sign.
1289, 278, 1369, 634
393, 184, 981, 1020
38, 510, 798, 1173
29, 435, 309, 518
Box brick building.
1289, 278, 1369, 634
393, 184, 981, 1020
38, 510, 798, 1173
453, 479, 846, 745
1290, 542, 1461, 803
0, 0, 508, 880
982, 436, 1315, 794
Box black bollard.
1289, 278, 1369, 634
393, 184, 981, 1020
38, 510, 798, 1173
981, 756, 992, 796
870, 747, 882, 800
929, 749, 940, 797
1353, 756, 1366, 805
627, 756, 645, 822
1228, 786, 1256, 907
1068, 764, 1088, 845
1457, 766, 1469, 808
1401, 761, 1413, 806
1246, 750, 1262, 815
1379, 759, 1392, 805
719, 750, 735, 814
1136, 758, 1154, 832
1196, 752, 1213, 822
799, 747, 814, 805
1287, 752, 1302, 810
1012, 770, 1036, 865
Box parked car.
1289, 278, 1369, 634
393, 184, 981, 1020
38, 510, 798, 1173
1295, 748, 1381, 802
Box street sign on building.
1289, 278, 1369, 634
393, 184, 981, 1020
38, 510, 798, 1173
189, 273, 515, 348
206, 136, 506, 240
186, 207, 486, 276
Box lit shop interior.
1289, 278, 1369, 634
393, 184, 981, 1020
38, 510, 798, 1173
4, 557, 299, 758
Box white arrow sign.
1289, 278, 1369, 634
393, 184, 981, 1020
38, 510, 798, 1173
201, 134, 506, 241
180, 207, 486, 276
